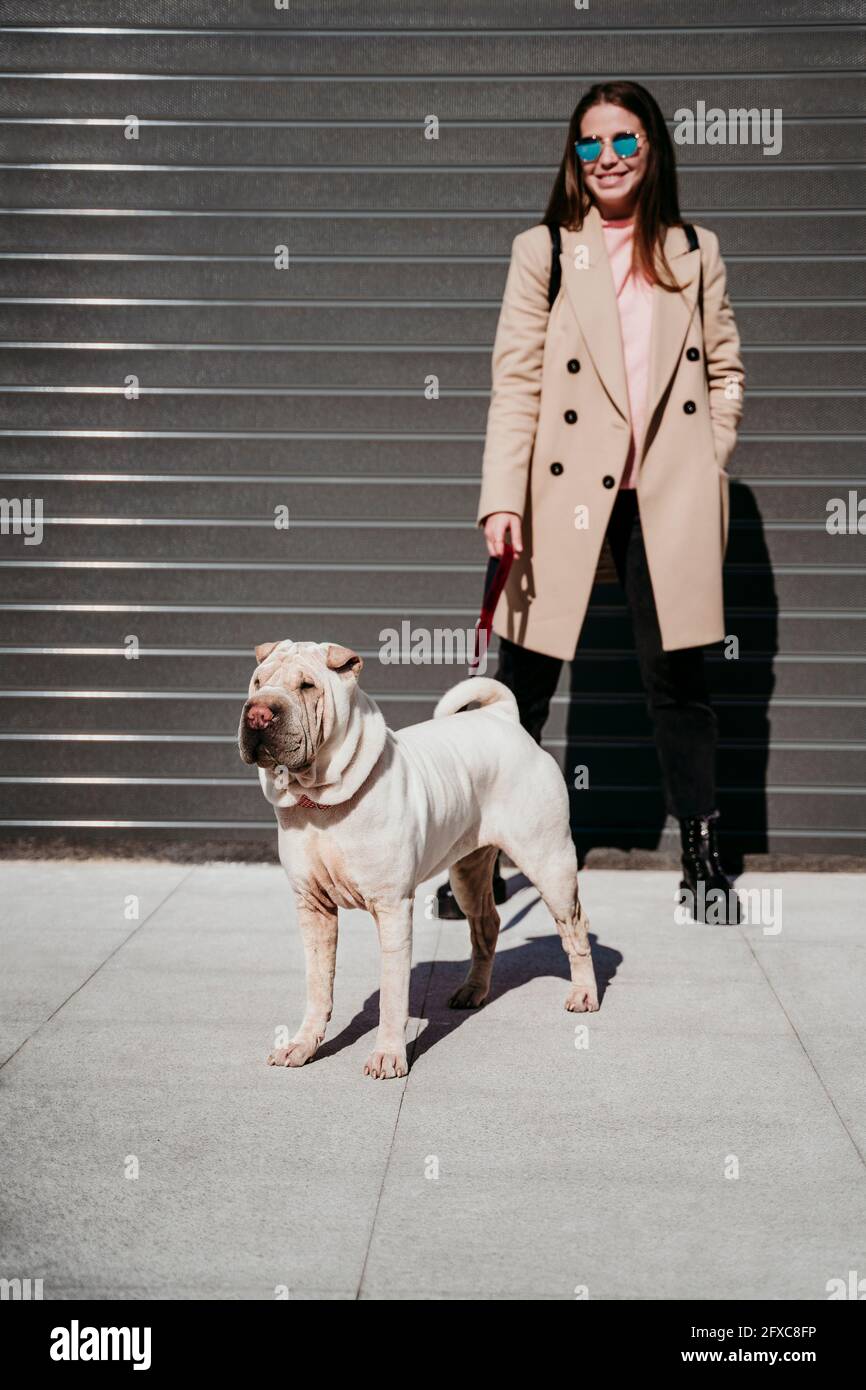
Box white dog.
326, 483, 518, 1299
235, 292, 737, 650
239, 639, 598, 1079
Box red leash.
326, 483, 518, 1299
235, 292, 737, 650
470, 544, 514, 671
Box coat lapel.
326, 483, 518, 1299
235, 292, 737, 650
559, 210, 701, 448
560, 205, 630, 422
644, 224, 701, 440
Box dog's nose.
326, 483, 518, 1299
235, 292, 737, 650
246, 703, 274, 731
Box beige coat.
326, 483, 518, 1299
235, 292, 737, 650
476, 203, 744, 659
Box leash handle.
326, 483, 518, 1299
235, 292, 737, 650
470, 544, 514, 670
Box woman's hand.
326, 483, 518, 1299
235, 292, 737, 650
483, 511, 523, 558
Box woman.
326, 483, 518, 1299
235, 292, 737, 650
439, 80, 744, 925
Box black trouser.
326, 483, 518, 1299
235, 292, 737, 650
493, 489, 717, 820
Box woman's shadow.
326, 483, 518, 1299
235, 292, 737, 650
315, 879, 623, 1069
567, 481, 777, 874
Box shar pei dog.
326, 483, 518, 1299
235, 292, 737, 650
239, 639, 598, 1079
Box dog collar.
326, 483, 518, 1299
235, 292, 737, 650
296, 793, 328, 811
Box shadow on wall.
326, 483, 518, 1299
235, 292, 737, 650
565, 482, 777, 872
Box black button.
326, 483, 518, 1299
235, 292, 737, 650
564, 409, 577, 424
550, 461, 563, 476
602, 475, 615, 489
686, 347, 700, 361
683, 400, 696, 414
567, 358, 580, 373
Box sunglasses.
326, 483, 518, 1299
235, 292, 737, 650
575, 131, 641, 163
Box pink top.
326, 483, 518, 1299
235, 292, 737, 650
601, 217, 654, 489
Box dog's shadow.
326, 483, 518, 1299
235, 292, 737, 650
315, 877, 623, 1070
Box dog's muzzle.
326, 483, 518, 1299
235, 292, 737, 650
238, 698, 309, 770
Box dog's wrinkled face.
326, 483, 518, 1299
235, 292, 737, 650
238, 639, 362, 773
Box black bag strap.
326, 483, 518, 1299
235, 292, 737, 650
546, 222, 562, 308
682, 221, 704, 326
548, 219, 704, 326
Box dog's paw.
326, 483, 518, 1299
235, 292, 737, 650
268, 1040, 316, 1068
448, 983, 488, 1010
363, 1049, 408, 1080
564, 986, 599, 1013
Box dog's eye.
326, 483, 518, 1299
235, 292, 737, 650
300, 681, 315, 691
252, 677, 260, 690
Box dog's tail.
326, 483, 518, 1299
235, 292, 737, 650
433, 677, 519, 724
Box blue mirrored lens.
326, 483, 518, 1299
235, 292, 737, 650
612, 134, 639, 157
575, 139, 602, 162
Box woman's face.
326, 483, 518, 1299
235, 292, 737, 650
577, 102, 649, 219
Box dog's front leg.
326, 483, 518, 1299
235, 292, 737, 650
364, 899, 412, 1079
268, 901, 337, 1068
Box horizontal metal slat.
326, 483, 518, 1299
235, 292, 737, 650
2, 256, 865, 302
1, 29, 861, 77
1, 79, 862, 141
0, 435, 863, 479
1, 212, 864, 258
0, 346, 863, 392
2, 608, 865, 655
2, 166, 864, 212
4, 732, 863, 787
1, 648, 864, 697
3, 780, 863, 832
2, 478, 865, 528
1, 689, 861, 742
5, 3, 859, 30
0, 393, 864, 436
2, 120, 864, 168
0, 301, 861, 345
1, 562, 862, 611
2, 519, 864, 566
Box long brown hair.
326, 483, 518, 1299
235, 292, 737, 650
543, 81, 684, 291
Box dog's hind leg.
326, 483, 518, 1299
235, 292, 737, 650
502, 829, 599, 1014
556, 895, 598, 1014
447, 845, 502, 1009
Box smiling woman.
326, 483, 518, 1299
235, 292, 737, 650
438, 79, 746, 925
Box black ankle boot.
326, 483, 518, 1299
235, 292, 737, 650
436, 855, 509, 921
679, 812, 740, 925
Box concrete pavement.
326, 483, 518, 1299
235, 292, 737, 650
1, 860, 864, 1300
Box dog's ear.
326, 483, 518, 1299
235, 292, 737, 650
324, 643, 363, 682
254, 641, 280, 665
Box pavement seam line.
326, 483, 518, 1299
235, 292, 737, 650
354, 902, 444, 1301
0, 864, 196, 1074
739, 925, 866, 1173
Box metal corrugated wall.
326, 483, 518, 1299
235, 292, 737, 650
0, 3, 863, 858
